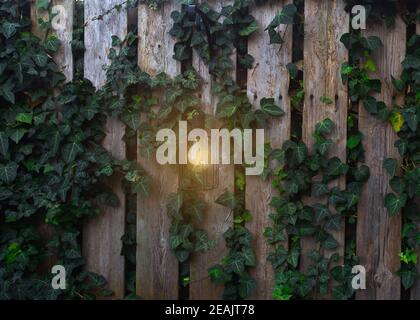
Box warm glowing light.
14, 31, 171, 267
188, 143, 208, 166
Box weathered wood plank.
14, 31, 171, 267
189, 0, 235, 300
31, 0, 74, 81
300, 0, 348, 286
356, 16, 405, 300
83, 0, 127, 299
412, 9, 420, 301
136, 1, 180, 300
246, 0, 292, 300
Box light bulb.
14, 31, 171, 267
188, 143, 208, 166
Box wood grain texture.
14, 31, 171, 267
301, 0, 348, 263
356, 16, 405, 300
246, 0, 292, 300
31, 0, 74, 81
189, 0, 235, 300
412, 10, 420, 301
83, 0, 127, 299
300, 0, 348, 282
136, 1, 180, 300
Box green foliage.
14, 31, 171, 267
170, 0, 281, 299
344, 0, 397, 28
214, 172, 257, 292
167, 190, 215, 263
2, 0, 418, 301
266, 119, 369, 299
384, 33, 420, 289
344, 0, 420, 290
265, 4, 297, 44
0, 0, 148, 299
209, 191, 257, 300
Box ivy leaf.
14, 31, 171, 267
260, 98, 284, 117
391, 76, 405, 92
242, 248, 256, 267
311, 182, 329, 197
389, 110, 404, 133
238, 275, 257, 299
0, 131, 9, 156
36, 0, 51, 10
347, 132, 362, 150
384, 193, 407, 216
352, 165, 370, 182
239, 54, 254, 69
9, 128, 27, 144
315, 118, 334, 135
175, 250, 190, 263
315, 138, 333, 156
267, 28, 283, 44
81, 103, 98, 120
239, 21, 258, 36
362, 36, 383, 52
265, 4, 297, 44
320, 95, 333, 105
287, 63, 298, 80
16, 113, 33, 124
208, 265, 231, 284
267, 4, 297, 27
33, 53, 49, 67
395, 140, 408, 156
167, 192, 183, 219
228, 254, 245, 274
185, 197, 206, 222
0, 162, 18, 183
325, 157, 349, 177
323, 234, 338, 250
173, 43, 191, 61
2, 22, 18, 39
383, 158, 398, 177
270, 196, 287, 209
216, 191, 237, 210
313, 204, 330, 223
399, 267, 418, 290
390, 176, 406, 194
294, 141, 307, 164
216, 103, 238, 118
288, 243, 300, 268
44, 35, 61, 53
325, 215, 342, 231
50, 130, 61, 156
122, 112, 141, 130
1, 81, 15, 104
133, 176, 150, 197
62, 142, 83, 164
194, 230, 215, 252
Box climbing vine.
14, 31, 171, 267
1, 0, 419, 301
0, 0, 148, 299
342, 0, 420, 292
385, 23, 420, 291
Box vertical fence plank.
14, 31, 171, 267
31, 0, 74, 81
246, 0, 292, 299
412, 9, 420, 301
356, 16, 406, 300
301, 0, 348, 281
136, 1, 180, 300
83, 0, 127, 299
30, 0, 74, 270
189, 0, 235, 300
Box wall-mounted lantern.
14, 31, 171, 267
180, 112, 219, 191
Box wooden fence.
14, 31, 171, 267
30, 0, 418, 300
